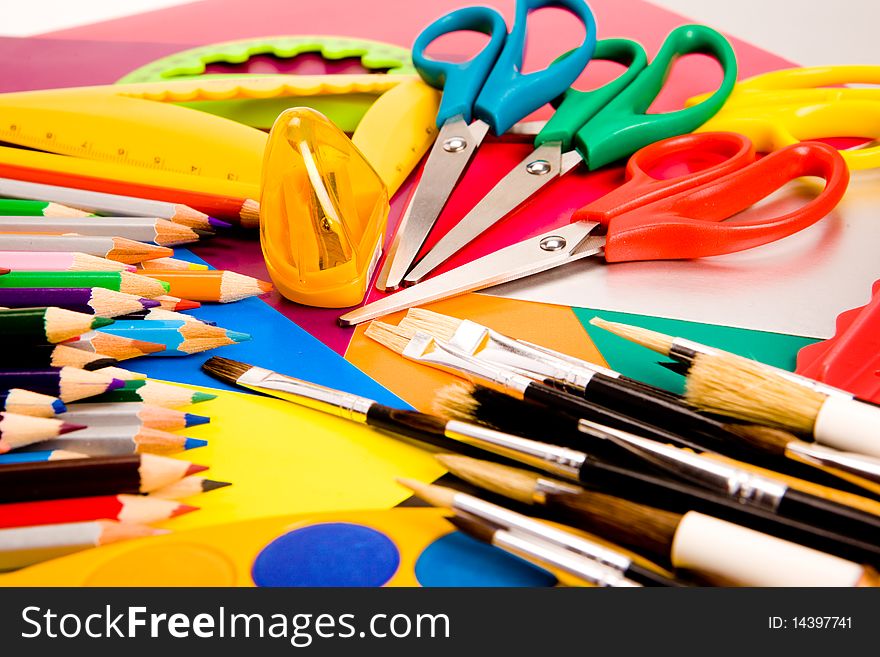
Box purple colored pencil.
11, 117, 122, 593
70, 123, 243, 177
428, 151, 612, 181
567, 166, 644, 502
0, 367, 125, 402
0, 287, 159, 319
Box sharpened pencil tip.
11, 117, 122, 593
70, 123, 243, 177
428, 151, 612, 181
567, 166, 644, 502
175, 299, 201, 311
184, 413, 210, 427
194, 229, 216, 239
186, 463, 209, 476
59, 422, 87, 435
191, 391, 217, 404
91, 316, 115, 329
172, 504, 200, 518
201, 479, 231, 492
134, 339, 166, 355
107, 378, 126, 391
141, 298, 161, 309
257, 280, 273, 293
84, 358, 118, 371
183, 437, 208, 450
208, 217, 233, 229
52, 399, 67, 413
227, 330, 251, 343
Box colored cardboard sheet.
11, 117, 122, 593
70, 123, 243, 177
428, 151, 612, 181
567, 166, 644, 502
136, 384, 444, 532
578, 309, 818, 395
32, 0, 795, 356
129, 248, 407, 407
346, 295, 605, 412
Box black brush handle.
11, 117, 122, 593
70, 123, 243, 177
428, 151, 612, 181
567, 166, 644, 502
579, 458, 880, 566
624, 563, 687, 588
523, 382, 709, 453
779, 488, 880, 547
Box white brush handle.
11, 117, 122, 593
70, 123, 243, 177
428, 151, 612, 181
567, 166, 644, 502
814, 396, 880, 458
670, 512, 865, 587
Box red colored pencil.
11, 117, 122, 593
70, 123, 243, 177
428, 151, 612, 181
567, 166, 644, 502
0, 494, 197, 529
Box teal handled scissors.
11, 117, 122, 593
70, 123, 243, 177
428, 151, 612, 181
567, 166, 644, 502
404, 24, 738, 284
375, 0, 598, 292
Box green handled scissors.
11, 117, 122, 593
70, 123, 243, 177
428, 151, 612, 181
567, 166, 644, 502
404, 24, 738, 285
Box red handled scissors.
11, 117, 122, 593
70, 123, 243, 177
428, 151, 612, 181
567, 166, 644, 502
339, 132, 849, 326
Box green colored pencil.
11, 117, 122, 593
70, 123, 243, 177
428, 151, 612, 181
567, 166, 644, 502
0, 307, 113, 344
83, 380, 216, 408
0, 271, 169, 298
0, 199, 90, 217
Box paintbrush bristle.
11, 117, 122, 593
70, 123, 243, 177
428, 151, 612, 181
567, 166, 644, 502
364, 321, 416, 355
589, 318, 674, 356
201, 356, 254, 385
436, 453, 543, 505
687, 352, 824, 433
447, 513, 496, 543
723, 423, 799, 457
401, 308, 463, 342
396, 477, 457, 508
432, 382, 481, 421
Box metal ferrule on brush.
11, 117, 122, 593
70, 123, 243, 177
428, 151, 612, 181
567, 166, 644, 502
403, 332, 532, 395
235, 366, 374, 422
578, 420, 788, 512
446, 321, 597, 390
785, 442, 880, 496
491, 528, 641, 588
453, 493, 632, 572
444, 420, 586, 478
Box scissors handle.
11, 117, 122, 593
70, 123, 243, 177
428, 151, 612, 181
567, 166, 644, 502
536, 38, 648, 150
577, 24, 738, 170
413, 6, 508, 127
601, 141, 849, 262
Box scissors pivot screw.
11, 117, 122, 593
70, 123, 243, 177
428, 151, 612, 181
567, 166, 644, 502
526, 160, 553, 175
443, 137, 468, 153
539, 235, 567, 251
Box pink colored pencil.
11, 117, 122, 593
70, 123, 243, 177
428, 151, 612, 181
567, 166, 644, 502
0, 251, 135, 272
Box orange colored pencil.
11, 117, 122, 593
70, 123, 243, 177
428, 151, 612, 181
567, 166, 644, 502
139, 271, 272, 303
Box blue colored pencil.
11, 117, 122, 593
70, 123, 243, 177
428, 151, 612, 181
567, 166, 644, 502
96, 320, 250, 356
0, 449, 85, 464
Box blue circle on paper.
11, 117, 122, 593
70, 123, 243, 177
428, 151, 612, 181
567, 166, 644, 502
414, 532, 557, 587
252, 523, 400, 587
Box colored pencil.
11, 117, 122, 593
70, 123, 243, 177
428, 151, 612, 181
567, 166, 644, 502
0, 234, 173, 263
83, 380, 217, 407
138, 257, 209, 271
0, 368, 124, 402
0, 454, 208, 502
0, 163, 259, 226
92, 366, 147, 381
115, 308, 216, 325
65, 331, 166, 360
148, 476, 231, 500
97, 320, 250, 355
0, 287, 159, 318
0, 520, 167, 570
153, 295, 201, 311
0, 216, 206, 246
0, 176, 227, 230
139, 270, 272, 302
0, 449, 86, 464
0, 271, 169, 297
62, 402, 209, 431
0, 412, 83, 453
6, 336, 119, 380
410, 474, 878, 588
0, 306, 113, 343
0, 389, 66, 417
0, 495, 197, 529
0, 251, 135, 272
0, 199, 90, 217
14, 425, 207, 456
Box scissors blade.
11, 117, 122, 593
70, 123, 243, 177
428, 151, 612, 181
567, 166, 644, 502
404, 142, 583, 284
374, 116, 490, 291
339, 222, 604, 327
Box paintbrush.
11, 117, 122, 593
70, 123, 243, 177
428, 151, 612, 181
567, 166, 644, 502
434, 381, 880, 500
397, 478, 671, 587
590, 318, 880, 459
364, 321, 718, 455
575, 420, 880, 546
435, 455, 880, 587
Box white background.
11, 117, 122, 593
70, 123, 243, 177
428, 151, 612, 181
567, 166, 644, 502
0, 0, 877, 66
